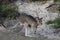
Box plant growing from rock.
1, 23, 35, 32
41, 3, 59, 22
0, 3, 19, 19
46, 17, 60, 29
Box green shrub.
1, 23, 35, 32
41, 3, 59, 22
0, 4, 16, 12
31, 0, 46, 2
46, 20, 54, 25
54, 0, 60, 2
58, 5, 60, 12
46, 18, 60, 29
0, 4, 19, 19
29, 0, 47, 3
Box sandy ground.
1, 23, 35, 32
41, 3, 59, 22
0, 31, 60, 40
0, 19, 60, 40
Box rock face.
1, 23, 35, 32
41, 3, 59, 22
0, 0, 60, 39
46, 3, 59, 13
16, 0, 60, 38
0, 18, 23, 32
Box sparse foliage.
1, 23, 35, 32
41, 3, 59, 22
30, 0, 47, 2
54, 0, 60, 2
46, 18, 60, 29
0, 3, 19, 19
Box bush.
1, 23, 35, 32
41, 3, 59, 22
31, 0, 46, 2
46, 18, 60, 29
46, 20, 53, 25
0, 4, 19, 19
54, 0, 60, 2
0, 0, 17, 4
29, 0, 47, 3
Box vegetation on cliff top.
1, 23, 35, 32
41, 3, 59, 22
46, 17, 60, 29
0, 0, 19, 19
